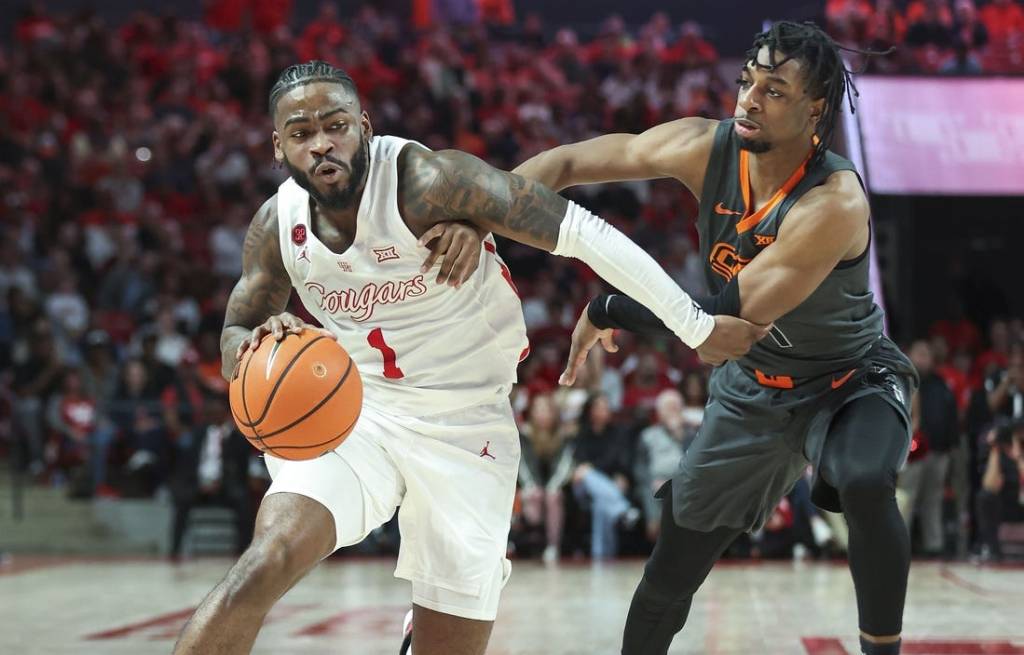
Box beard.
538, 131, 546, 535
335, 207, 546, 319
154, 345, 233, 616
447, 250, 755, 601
285, 138, 369, 211
737, 136, 772, 154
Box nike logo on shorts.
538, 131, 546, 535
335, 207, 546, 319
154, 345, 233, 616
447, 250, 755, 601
831, 369, 857, 390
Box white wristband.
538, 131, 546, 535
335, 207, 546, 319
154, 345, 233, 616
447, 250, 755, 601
552, 201, 715, 348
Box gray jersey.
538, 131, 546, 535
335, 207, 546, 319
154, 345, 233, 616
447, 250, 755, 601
697, 118, 888, 384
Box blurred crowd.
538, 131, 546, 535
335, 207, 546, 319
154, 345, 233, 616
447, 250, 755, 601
1, 1, 1023, 561
826, 0, 1024, 73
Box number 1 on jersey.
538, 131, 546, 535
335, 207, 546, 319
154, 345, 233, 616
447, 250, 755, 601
367, 328, 404, 379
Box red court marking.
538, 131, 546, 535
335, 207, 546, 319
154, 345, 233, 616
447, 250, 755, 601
85, 603, 320, 641
803, 638, 1024, 655
803, 637, 850, 655
144, 603, 320, 640
293, 605, 408, 637
938, 568, 993, 596
84, 607, 196, 640
902, 642, 1024, 654
0, 555, 72, 577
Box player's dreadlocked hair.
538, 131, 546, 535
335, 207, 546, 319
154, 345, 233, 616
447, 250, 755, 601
745, 21, 891, 167
268, 60, 358, 117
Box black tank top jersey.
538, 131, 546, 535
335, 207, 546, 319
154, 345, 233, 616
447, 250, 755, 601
697, 119, 885, 384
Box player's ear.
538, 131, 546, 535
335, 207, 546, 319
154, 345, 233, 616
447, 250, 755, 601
361, 111, 373, 139
272, 131, 284, 164
809, 98, 825, 126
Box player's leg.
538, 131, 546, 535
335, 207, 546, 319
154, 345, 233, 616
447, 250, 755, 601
620, 481, 741, 655
817, 395, 910, 655
575, 467, 632, 558
175, 412, 404, 654
407, 604, 493, 655
173, 492, 337, 654
391, 401, 520, 655
544, 488, 565, 558
919, 451, 949, 555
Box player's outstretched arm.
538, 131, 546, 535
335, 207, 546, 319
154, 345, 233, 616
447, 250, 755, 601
397, 143, 766, 359
511, 117, 716, 192
220, 198, 329, 381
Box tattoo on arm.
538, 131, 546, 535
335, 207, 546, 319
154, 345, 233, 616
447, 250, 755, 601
220, 197, 292, 377
399, 146, 569, 251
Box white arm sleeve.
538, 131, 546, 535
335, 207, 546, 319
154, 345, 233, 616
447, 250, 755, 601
551, 201, 715, 348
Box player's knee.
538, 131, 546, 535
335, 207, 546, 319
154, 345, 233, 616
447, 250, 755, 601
837, 468, 896, 517
223, 535, 313, 606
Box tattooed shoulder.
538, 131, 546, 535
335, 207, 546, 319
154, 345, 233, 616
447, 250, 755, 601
242, 194, 285, 275
223, 194, 292, 331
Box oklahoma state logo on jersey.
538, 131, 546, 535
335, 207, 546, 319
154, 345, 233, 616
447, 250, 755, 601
305, 276, 428, 322
709, 242, 751, 282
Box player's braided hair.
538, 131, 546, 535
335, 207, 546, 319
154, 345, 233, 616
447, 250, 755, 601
745, 21, 891, 167
269, 60, 358, 117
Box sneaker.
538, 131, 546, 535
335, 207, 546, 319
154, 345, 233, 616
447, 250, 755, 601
398, 609, 413, 655
542, 544, 559, 564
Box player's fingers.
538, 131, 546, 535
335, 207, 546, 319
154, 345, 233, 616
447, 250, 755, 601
599, 330, 619, 353
417, 223, 446, 249
268, 316, 286, 340
434, 237, 458, 285
451, 237, 479, 289
248, 325, 268, 350
420, 249, 441, 274
560, 334, 596, 386
559, 341, 582, 386
418, 224, 448, 273
281, 313, 304, 328
439, 240, 465, 286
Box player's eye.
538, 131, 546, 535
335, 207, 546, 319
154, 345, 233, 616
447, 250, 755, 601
328, 122, 346, 131
735, 77, 751, 89
768, 88, 783, 98
291, 130, 307, 139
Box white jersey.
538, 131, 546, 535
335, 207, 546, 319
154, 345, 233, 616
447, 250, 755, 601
277, 135, 529, 417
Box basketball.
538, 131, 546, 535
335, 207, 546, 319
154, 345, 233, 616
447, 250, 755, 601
229, 330, 362, 461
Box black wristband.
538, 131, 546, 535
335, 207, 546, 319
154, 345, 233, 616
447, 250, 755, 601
587, 294, 673, 337
694, 276, 741, 317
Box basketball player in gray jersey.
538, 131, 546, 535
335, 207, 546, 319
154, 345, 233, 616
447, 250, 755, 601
516, 21, 916, 655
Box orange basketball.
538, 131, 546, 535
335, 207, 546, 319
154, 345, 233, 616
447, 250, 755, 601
229, 330, 362, 461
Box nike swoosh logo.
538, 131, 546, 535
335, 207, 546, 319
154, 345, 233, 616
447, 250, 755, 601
831, 369, 856, 390
714, 202, 742, 216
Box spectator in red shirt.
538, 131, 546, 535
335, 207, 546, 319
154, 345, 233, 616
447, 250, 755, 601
296, 2, 347, 63
930, 301, 982, 355
827, 0, 875, 44
932, 334, 974, 412
663, 21, 718, 66
907, 0, 954, 26
622, 352, 675, 418
980, 0, 1024, 44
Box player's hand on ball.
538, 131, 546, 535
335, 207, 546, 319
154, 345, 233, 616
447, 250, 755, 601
418, 221, 484, 288
559, 308, 619, 386
696, 315, 771, 366
236, 312, 336, 360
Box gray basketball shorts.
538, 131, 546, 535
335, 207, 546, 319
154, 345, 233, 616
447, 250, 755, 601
666, 347, 915, 533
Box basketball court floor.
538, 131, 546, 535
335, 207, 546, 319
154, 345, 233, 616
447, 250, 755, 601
2, 556, 1022, 654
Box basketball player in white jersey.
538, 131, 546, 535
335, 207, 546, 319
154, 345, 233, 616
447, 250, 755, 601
173, 61, 768, 655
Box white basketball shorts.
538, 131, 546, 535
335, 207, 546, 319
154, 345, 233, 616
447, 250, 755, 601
263, 398, 520, 621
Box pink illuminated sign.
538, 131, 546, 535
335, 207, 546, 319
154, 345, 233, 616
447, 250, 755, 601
855, 77, 1023, 196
